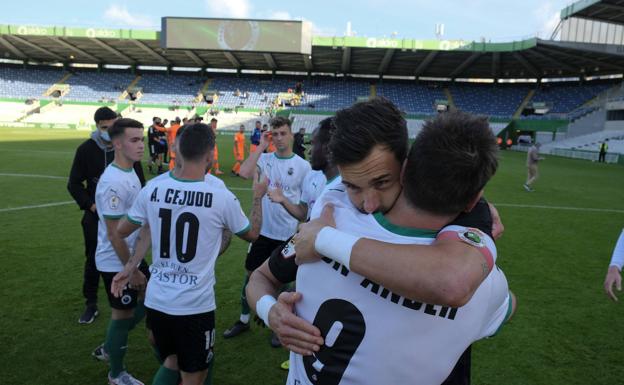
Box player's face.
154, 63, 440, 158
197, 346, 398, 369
97, 118, 116, 135
118, 127, 145, 162
271, 125, 293, 152
239, 126, 245, 133
309, 128, 327, 171
339, 145, 402, 214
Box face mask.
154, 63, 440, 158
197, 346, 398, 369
100, 130, 111, 142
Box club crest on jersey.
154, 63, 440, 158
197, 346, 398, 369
121, 294, 132, 305
108, 195, 120, 209
458, 228, 485, 247
288, 167, 294, 175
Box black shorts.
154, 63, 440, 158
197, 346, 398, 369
101, 261, 150, 310
146, 308, 216, 373
149, 142, 163, 157
245, 235, 285, 271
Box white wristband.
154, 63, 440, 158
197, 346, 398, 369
314, 226, 360, 270
256, 295, 277, 328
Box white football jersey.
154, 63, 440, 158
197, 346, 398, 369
128, 173, 250, 315
148, 172, 226, 190
258, 152, 310, 240
287, 187, 510, 385
94, 163, 141, 272
308, 175, 343, 220
300, 171, 333, 220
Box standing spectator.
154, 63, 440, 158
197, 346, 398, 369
210, 118, 224, 175
293, 127, 306, 159
250, 120, 262, 154
598, 140, 609, 163
232, 124, 246, 176
523, 142, 544, 192
67, 107, 145, 325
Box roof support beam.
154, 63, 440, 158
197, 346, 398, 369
7, 35, 64, 61
512, 52, 540, 77
0, 36, 27, 59
341, 47, 351, 73
491, 52, 500, 79
263, 53, 277, 70
184, 50, 206, 67
223, 52, 241, 68
90, 38, 130, 62
48, 36, 100, 63
539, 45, 623, 71
303, 54, 313, 71
530, 48, 577, 73
378, 49, 395, 75
414, 51, 438, 77
130, 39, 170, 65
449, 52, 481, 78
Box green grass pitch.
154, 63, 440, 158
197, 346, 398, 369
0, 127, 623, 385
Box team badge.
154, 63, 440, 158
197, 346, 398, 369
458, 228, 485, 248
108, 195, 120, 210
121, 294, 132, 305
288, 167, 294, 175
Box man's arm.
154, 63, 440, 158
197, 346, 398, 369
239, 132, 270, 179
247, 255, 323, 355
267, 186, 308, 222
294, 204, 495, 308
67, 145, 94, 211
106, 218, 134, 265
604, 229, 624, 301
236, 176, 267, 242
109, 218, 142, 297
219, 230, 233, 256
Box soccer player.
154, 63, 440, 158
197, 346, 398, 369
604, 229, 624, 301
267, 117, 338, 221
94, 118, 150, 385
293, 127, 306, 159
232, 124, 246, 176
247, 101, 511, 384
210, 118, 224, 175
223, 116, 311, 339
148, 117, 164, 174
167, 117, 181, 170
250, 120, 262, 154
110, 123, 266, 385
68, 106, 146, 324
524, 142, 544, 192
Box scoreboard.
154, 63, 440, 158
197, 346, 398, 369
161, 17, 312, 55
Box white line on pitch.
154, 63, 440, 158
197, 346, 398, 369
494, 203, 624, 214
0, 200, 74, 213
0, 173, 66, 180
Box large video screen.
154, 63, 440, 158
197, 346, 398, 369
162, 17, 312, 54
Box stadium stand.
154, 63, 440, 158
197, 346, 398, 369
135, 71, 204, 105
450, 83, 531, 118
376, 81, 446, 115
529, 80, 616, 116
65, 70, 133, 102
0, 66, 64, 99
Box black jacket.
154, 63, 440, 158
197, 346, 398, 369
67, 132, 146, 211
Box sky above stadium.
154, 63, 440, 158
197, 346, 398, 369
2, 0, 574, 41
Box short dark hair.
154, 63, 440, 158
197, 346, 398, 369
330, 97, 407, 166
316, 117, 334, 147
210, 118, 218, 122
178, 123, 215, 162
403, 111, 498, 215
108, 118, 143, 140
93, 106, 117, 124
270, 116, 292, 130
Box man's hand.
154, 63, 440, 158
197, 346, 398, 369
488, 202, 504, 240
604, 266, 622, 302
111, 266, 144, 298
259, 131, 271, 151
294, 204, 336, 265
267, 186, 286, 204
90, 203, 97, 213
269, 292, 324, 355
253, 174, 269, 199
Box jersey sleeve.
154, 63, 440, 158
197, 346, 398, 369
609, 229, 624, 270
222, 190, 251, 235
98, 180, 131, 220
126, 186, 149, 226
436, 224, 497, 272
477, 267, 513, 339
267, 236, 298, 284
256, 153, 269, 177
300, 173, 312, 204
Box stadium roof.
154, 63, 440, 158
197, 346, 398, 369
561, 0, 624, 25
0, 24, 623, 80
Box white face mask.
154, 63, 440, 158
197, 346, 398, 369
100, 130, 111, 142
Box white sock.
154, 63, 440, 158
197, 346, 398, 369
240, 313, 250, 324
